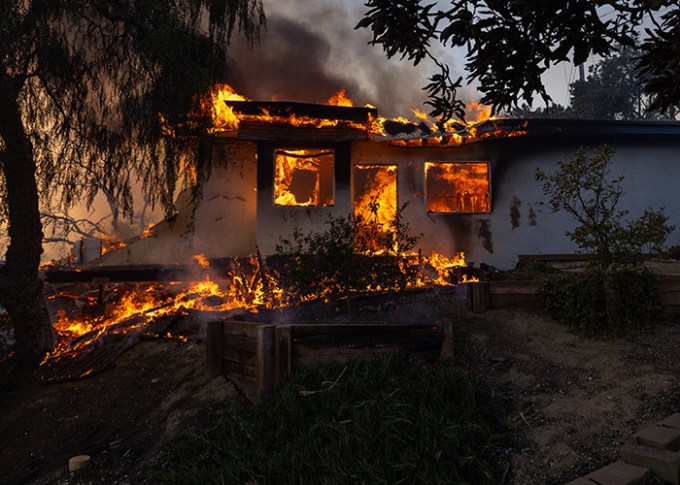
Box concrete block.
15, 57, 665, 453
563, 478, 597, 485
633, 425, 680, 451
585, 460, 650, 485
620, 442, 680, 485
660, 413, 680, 430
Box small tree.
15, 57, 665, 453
535, 146, 674, 337
535, 145, 673, 269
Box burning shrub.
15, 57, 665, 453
274, 205, 420, 309
160, 354, 511, 485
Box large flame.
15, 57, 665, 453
353, 165, 398, 253
425, 162, 490, 213
202, 83, 248, 133
327, 88, 354, 107
274, 149, 334, 207
42, 245, 479, 373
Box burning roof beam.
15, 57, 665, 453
225, 100, 377, 122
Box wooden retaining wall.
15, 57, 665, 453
467, 277, 680, 317
656, 276, 680, 319
207, 320, 454, 401
466, 280, 542, 313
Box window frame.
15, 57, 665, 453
272, 147, 336, 208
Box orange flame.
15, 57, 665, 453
274, 149, 334, 207
425, 162, 490, 213
192, 253, 210, 268
101, 235, 127, 255
353, 165, 398, 253
202, 83, 248, 133
327, 88, 354, 107
42, 246, 481, 371
142, 223, 156, 238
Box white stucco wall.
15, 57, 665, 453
93, 139, 257, 265
192, 140, 258, 258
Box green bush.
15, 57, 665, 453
160, 355, 511, 485
538, 268, 661, 338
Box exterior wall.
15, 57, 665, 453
349, 137, 680, 269
93, 139, 257, 265
96, 130, 680, 270
192, 140, 258, 258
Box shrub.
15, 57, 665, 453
538, 267, 661, 338
160, 354, 511, 485
535, 146, 672, 335
274, 205, 420, 308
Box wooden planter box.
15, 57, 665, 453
656, 276, 680, 319
467, 276, 680, 318
466, 280, 543, 313
207, 320, 454, 401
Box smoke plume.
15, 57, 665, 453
226, 1, 470, 118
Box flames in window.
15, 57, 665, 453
425, 162, 490, 213
353, 164, 398, 252
274, 149, 334, 207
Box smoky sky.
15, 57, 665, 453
226, 15, 360, 105
225, 5, 471, 118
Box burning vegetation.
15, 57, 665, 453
40, 244, 477, 382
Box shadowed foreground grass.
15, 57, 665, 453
160, 354, 511, 485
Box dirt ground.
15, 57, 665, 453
1, 289, 679, 484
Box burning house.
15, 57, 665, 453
37, 86, 680, 383
92, 86, 680, 270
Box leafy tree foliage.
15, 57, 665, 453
569, 47, 677, 119
502, 47, 679, 120
358, 1, 680, 120
535, 146, 672, 336
535, 146, 674, 269
0, 0, 265, 368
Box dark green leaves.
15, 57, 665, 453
358, 0, 679, 119
161, 354, 511, 484
358, 0, 437, 65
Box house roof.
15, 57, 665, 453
375, 117, 680, 147
173, 98, 680, 145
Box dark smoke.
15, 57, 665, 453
225, 5, 468, 118
226, 16, 361, 104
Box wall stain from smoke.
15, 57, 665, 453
528, 204, 537, 226
441, 216, 472, 254
476, 219, 494, 254
510, 196, 521, 230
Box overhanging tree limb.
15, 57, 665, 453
358, 1, 679, 120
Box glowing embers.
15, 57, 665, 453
274, 148, 334, 207
353, 164, 398, 252
425, 162, 491, 213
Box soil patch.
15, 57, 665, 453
443, 301, 680, 484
